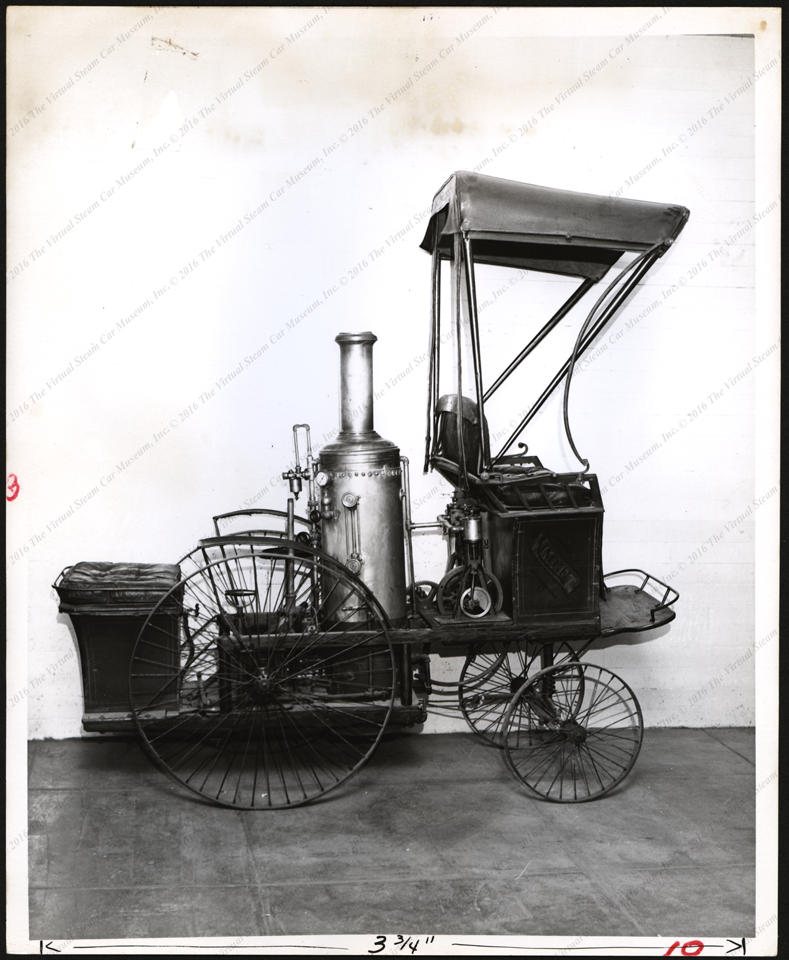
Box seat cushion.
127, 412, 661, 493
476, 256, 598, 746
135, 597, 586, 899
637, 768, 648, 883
55, 561, 181, 605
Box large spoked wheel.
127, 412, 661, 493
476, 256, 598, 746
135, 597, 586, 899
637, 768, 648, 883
502, 663, 643, 802
459, 643, 577, 746
129, 539, 395, 809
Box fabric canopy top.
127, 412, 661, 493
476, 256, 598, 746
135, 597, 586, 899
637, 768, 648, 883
419, 170, 690, 280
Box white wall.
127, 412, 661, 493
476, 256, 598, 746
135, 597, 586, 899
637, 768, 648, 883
8, 8, 779, 738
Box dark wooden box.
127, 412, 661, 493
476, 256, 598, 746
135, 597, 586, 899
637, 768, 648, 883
487, 475, 604, 636
55, 562, 182, 724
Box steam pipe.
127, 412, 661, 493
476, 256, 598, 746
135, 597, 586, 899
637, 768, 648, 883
400, 456, 417, 617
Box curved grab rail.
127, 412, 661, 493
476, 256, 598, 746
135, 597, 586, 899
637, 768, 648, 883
52, 565, 73, 590
603, 568, 680, 622
211, 507, 311, 537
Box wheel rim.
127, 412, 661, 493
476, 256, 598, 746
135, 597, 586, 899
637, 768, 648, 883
459, 643, 577, 746
130, 540, 395, 809
502, 663, 643, 802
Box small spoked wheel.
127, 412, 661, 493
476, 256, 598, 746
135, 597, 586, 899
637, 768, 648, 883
459, 643, 577, 746
502, 663, 643, 802
129, 539, 395, 809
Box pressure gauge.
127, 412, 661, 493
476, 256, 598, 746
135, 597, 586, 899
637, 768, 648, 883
316, 471, 329, 487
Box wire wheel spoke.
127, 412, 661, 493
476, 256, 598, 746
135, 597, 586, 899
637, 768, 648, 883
502, 663, 643, 802
458, 642, 578, 745
130, 539, 395, 809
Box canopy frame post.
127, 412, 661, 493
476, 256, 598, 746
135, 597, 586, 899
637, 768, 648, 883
462, 234, 490, 472
452, 233, 470, 492
424, 231, 442, 472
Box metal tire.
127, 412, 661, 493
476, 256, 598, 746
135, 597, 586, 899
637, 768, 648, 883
129, 538, 395, 809
501, 662, 643, 802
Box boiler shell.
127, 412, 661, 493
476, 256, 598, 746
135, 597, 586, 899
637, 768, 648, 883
319, 447, 407, 626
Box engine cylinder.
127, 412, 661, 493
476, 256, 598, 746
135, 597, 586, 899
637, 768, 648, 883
319, 332, 407, 625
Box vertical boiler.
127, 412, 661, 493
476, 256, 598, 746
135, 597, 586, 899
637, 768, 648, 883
317, 332, 407, 625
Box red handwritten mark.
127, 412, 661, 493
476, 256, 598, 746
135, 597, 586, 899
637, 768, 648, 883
7, 473, 20, 501
665, 941, 705, 956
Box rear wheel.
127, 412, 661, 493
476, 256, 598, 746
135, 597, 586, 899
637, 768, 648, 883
129, 540, 395, 809
501, 662, 643, 802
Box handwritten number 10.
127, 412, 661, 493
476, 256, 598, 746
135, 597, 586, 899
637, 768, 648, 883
665, 941, 705, 956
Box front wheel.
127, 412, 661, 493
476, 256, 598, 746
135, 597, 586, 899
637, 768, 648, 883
458, 642, 577, 746
501, 663, 643, 802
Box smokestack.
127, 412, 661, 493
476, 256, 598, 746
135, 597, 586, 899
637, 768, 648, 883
336, 331, 378, 438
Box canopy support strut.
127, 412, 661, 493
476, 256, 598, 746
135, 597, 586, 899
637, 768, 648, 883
492, 252, 660, 464
484, 278, 595, 403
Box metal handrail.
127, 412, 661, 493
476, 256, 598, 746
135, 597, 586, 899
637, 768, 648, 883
603, 568, 680, 621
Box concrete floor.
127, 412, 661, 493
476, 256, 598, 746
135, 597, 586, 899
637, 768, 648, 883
28, 728, 754, 940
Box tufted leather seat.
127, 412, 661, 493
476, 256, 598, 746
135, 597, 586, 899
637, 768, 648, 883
55, 561, 181, 605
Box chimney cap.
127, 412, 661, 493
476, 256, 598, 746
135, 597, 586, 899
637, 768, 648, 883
335, 331, 377, 345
